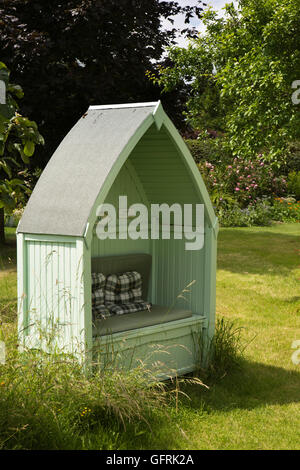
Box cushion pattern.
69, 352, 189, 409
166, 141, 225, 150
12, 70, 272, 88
93, 303, 112, 319
91, 272, 106, 308
108, 301, 150, 316
104, 271, 142, 304
93, 301, 150, 319
93, 270, 149, 320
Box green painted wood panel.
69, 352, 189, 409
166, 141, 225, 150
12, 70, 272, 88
92, 236, 151, 258
93, 314, 206, 378
17, 233, 27, 342
152, 237, 205, 314
23, 237, 87, 355
91, 160, 151, 258
130, 124, 203, 205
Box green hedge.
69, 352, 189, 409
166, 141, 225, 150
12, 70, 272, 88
185, 137, 228, 164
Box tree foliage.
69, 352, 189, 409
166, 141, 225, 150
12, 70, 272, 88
0, 0, 205, 166
153, 0, 300, 165
0, 62, 43, 218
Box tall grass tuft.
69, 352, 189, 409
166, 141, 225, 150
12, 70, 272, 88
192, 316, 246, 382
208, 317, 245, 379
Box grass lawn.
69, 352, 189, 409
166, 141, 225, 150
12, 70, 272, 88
0, 228, 17, 337
0, 224, 300, 450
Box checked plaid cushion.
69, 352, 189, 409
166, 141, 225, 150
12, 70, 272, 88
108, 301, 150, 316
92, 270, 151, 320
91, 272, 106, 308
92, 302, 113, 319
93, 301, 150, 319
105, 271, 142, 304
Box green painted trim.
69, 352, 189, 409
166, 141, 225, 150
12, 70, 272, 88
76, 239, 93, 361
17, 233, 28, 343
158, 111, 217, 231
203, 226, 217, 340
153, 100, 164, 130
150, 238, 156, 303
213, 218, 220, 239
89, 102, 158, 110
24, 233, 77, 244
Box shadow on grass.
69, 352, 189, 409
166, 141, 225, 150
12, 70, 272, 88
186, 359, 300, 412
284, 296, 300, 304
115, 358, 300, 450
218, 228, 300, 277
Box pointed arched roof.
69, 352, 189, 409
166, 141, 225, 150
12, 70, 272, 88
18, 102, 218, 238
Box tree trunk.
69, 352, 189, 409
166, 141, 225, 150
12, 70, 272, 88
0, 208, 5, 244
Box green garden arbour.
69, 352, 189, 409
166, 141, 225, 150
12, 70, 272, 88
17, 101, 218, 375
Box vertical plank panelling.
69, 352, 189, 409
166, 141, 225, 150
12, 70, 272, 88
130, 124, 202, 206
58, 241, 65, 337
91, 159, 151, 258
24, 237, 82, 352
153, 237, 205, 315
127, 122, 206, 315
76, 239, 92, 362
17, 233, 27, 344
64, 240, 70, 348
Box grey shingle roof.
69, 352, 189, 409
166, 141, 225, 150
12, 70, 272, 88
18, 103, 156, 237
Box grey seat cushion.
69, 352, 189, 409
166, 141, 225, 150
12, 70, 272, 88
93, 305, 193, 337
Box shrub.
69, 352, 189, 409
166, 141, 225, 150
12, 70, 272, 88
216, 197, 300, 227
271, 197, 300, 223
287, 171, 300, 200
217, 199, 273, 227
186, 134, 290, 210
199, 155, 287, 209
185, 133, 228, 164
285, 142, 300, 174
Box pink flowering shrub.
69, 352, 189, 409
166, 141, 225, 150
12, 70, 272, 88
198, 154, 287, 207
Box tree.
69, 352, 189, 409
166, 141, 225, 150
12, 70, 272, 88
153, 0, 300, 166
0, 0, 205, 167
0, 62, 44, 243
